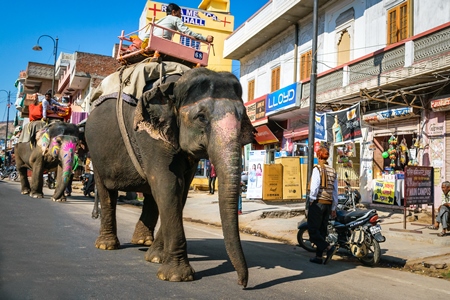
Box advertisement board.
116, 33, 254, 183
404, 166, 434, 206
275, 157, 302, 200
372, 179, 395, 205
262, 164, 283, 201
247, 150, 266, 199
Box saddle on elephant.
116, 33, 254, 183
29, 102, 71, 122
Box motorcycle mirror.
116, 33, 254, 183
345, 172, 349, 179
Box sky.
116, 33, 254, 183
0, 0, 268, 122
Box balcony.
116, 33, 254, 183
300, 22, 450, 110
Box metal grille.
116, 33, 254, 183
414, 27, 450, 61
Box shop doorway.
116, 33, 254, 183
373, 134, 414, 178
333, 142, 360, 194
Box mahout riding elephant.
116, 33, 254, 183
85, 66, 255, 287
15, 121, 79, 201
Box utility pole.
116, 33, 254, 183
307, 0, 319, 186
1, 90, 11, 165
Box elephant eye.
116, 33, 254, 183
194, 113, 207, 124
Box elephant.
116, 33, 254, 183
85, 66, 255, 287
15, 121, 79, 201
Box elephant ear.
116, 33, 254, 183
240, 110, 257, 146
134, 81, 179, 149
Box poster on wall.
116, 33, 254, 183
247, 150, 266, 199
314, 112, 327, 141
326, 103, 362, 143
372, 179, 395, 205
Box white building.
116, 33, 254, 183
224, 0, 450, 206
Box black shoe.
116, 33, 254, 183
323, 246, 336, 265
309, 257, 323, 264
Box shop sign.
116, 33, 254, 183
372, 179, 395, 205
266, 82, 301, 116
245, 95, 267, 126
315, 112, 327, 141
254, 125, 278, 145
404, 166, 434, 206
429, 123, 444, 136
362, 107, 414, 123
431, 97, 450, 112
326, 103, 362, 142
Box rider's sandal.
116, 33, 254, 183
427, 225, 439, 230
437, 231, 447, 237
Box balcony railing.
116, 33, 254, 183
300, 22, 450, 105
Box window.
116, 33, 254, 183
300, 50, 312, 81
337, 30, 350, 65
248, 79, 255, 101
387, 0, 411, 45
271, 67, 280, 92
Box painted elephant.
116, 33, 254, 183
15, 121, 79, 201
85, 67, 255, 287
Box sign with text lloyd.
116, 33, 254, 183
265, 82, 301, 116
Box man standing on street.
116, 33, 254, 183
308, 147, 338, 265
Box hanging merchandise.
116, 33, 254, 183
399, 138, 408, 165
408, 136, 419, 166
387, 135, 397, 168
336, 141, 355, 168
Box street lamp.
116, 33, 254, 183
0, 89, 11, 164
32, 35, 59, 97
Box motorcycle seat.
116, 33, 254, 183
336, 209, 376, 225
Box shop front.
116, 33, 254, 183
362, 106, 420, 206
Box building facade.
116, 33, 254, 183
224, 0, 450, 206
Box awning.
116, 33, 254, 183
254, 125, 278, 145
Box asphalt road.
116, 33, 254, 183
1, 180, 449, 300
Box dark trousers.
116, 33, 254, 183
208, 176, 216, 194
307, 201, 331, 257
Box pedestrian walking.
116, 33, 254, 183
307, 147, 338, 265
207, 163, 217, 195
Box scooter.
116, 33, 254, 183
337, 172, 361, 211
0, 165, 18, 181
80, 173, 95, 198
43, 171, 56, 189
297, 208, 386, 266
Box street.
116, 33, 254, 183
1, 180, 449, 300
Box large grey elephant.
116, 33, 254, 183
15, 121, 79, 201
85, 66, 255, 287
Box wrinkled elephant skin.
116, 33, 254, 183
15, 122, 79, 201
86, 67, 255, 287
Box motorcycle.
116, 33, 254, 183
80, 173, 95, 198
0, 165, 19, 181
297, 208, 386, 266
43, 171, 56, 189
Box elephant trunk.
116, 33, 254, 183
210, 114, 248, 287
52, 138, 77, 200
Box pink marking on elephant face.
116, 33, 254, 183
214, 113, 239, 143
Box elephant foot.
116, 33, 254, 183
95, 235, 120, 250
145, 244, 165, 263
157, 261, 195, 282
52, 196, 67, 202
131, 220, 154, 246
29, 192, 44, 198
21, 189, 31, 195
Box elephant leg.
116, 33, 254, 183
155, 189, 194, 282
145, 228, 165, 263
95, 175, 120, 250
51, 166, 67, 202
131, 192, 158, 246
30, 160, 44, 198
16, 159, 30, 195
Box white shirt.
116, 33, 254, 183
309, 166, 339, 211
42, 97, 66, 118
153, 15, 206, 41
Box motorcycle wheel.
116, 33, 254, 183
88, 190, 95, 198
297, 228, 317, 252
9, 172, 19, 181
358, 238, 381, 267
48, 181, 56, 189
